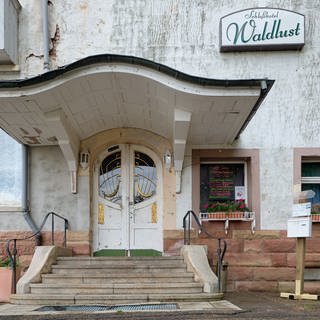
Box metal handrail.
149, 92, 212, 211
5, 211, 69, 294
183, 210, 227, 293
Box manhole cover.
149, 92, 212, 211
36, 303, 177, 312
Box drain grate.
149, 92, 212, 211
36, 303, 177, 312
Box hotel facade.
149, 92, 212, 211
0, 0, 320, 293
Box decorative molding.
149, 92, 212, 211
174, 109, 191, 193
45, 109, 80, 193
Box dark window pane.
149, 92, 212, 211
302, 183, 320, 212
302, 163, 320, 177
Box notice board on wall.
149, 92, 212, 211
209, 165, 235, 200
200, 163, 245, 202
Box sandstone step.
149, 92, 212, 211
11, 292, 223, 306
11, 294, 75, 306
42, 273, 195, 284
50, 264, 187, 275
56, 256, 185, 267
12, 255, 220, 306
57, 256, 184, 262
30, 282, 203, 295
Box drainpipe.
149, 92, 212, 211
42, 0, 50, 71
22, 145, 41, 245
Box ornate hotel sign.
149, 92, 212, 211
220, 8, 305, 52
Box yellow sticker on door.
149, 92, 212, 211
152, 202, 157, 223
98, 203, 104, 224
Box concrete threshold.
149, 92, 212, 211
0, 300, 243, 319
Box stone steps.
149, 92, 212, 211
11, 292, 222, 306
29, 282, 203, 295
57, 256, 184, 263
12, 255, 220, 305
50, 265, 187, 275
42, 273, 195, 284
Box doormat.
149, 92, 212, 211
93, 249, 162, 257
36, 303, 177, 312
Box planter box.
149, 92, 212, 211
312, 214, 320, 222
0, 267, 12, 302
228, 212, 244, 219
206, 212, 245, 219
200, 211, 256, 234
0, 267, 20, 302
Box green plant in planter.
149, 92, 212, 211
204, 200, 250, 213
0, 256, 11, 268
311, 203, 320, 214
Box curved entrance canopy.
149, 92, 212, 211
0, 54, 273, 192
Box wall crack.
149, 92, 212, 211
49, 24, 60, 58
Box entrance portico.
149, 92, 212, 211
0, 54, 273, 254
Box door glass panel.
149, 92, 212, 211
99, 151, 122, 204
134, 151, 157, 204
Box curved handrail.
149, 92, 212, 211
183, 210, 227, 293
5, 211, 69, 294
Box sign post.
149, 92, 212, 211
280, 191, 319, 300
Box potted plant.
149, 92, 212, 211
0, 255, 13, 302
0, 253, 20, 303
311, 204, 320, 222
203, 199, 250, 219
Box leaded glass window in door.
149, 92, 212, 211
99, 151, 121, 204
134, 151, 157, 204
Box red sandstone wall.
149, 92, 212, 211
0, 231, 36, 270
2, 225, 320, 293
164, 223, 320, 293
0, 231, 90, 271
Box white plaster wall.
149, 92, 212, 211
29, 146, 90, 231
1, 0, 320, 230
259, 148, 293, 229
0, 212, 30, 230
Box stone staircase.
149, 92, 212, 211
11, 256, 220, 305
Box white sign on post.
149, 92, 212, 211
292, 202, 311, 217
288, 202, 312, 237
287, 216, 312, 238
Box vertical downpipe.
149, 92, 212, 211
42, 0, 50, 71
22, 145, 41, 245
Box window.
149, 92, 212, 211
301, 161, 320, 212
0, 129, 22, 208
200, 162, 247, 212
193, 149, 259, 226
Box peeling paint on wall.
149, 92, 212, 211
25, 53, 44, 62
49, 24, 60, 58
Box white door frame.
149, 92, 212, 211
92, 144, 163, 253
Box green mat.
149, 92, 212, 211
93, 249, 162, 257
